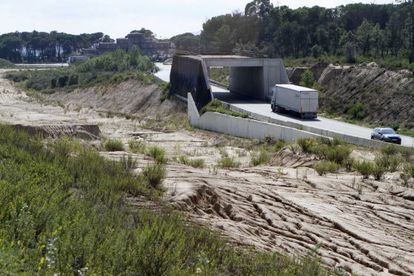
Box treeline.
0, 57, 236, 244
6, 49, 155, 91
0, 31, 105, 63
173, 1, 414, 63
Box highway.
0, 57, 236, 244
155, 63, 414, 147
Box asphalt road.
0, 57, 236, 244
155, 63, 414, 147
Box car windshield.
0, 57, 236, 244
381, 129, 395, 134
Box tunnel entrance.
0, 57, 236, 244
170, 55, 289, 110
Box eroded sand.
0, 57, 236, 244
1, 69, 413, 275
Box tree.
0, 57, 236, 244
356, 19, 375, 56
299, 70, 316, 88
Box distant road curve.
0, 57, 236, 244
157, 62, 414, 148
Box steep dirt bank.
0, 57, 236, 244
1, 70, 414, 275
288, 63, 414, 130
319, 63, 414, 129
47, 80, 185, 118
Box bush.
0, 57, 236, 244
178, 156, 205, 168
314, 161, 340, 176
251, 150, 271, 166
346, 102, 366, 120
403, 163, 414, 178
141, 164, 167, 189
371, 164, 387, 181
374, 154, 402, 172
353, 161, 374, 179
128, 139, 146, 154
297, 138, 316, 153
299, 69, 316, 88
146, 146, 167, 164
298, 138, 351, 165
218, 156, 240, 168
104, 139, 125, 151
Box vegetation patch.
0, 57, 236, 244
145, 146, 167, 164
0, 125, 328, 274
250, 150, 271, 166
218, 156, 241, 169
178, 156, 205, 168
0, 58, 15, 68
128, 139, 147, 154
314, 161, 340, 176
201, 99, 249, 118
5, 49, 155, 93
104, 139, 125, 151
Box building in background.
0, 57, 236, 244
77, 31, 174, 62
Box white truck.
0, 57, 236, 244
271, 84, 319, 119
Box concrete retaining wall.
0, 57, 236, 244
224, 103, 393, 148
188, 94, 324, 142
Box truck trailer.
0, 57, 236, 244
271, 84, 319, 119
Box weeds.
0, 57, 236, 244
251, 150, 271, 166
353, 160, 373, 179
178, 156, 205, 168
104, 139, 125, 151
201, 99, 249, 118
141, 164, 167, 189
128, 139, 146, 154
145, 146, 167, 164
314, 161, 340, 176
218, 156, 240, 169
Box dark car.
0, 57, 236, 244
371, 128, 402, 144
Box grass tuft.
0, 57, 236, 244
145, 146, 167, 164
314, 161, 340, 176
218, 156, 240, 168
178, 156, 205, 168
104, 139, 125, 151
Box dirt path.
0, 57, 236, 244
1, 70, 413, 275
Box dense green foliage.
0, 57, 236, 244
0, 31, 105, 63
5, 50, 155, 92
174, 1, 414, 65
0, 125, 328, 274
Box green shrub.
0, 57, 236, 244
178, 156, 205, 168
403, 163, 414, 178
374, 154, 402, 172
104, 139, 125, 151
141, 164, 167, 189
297, 138, 316, 153
346, 102, 366, 120
128, 139, 146, 154
146, 146, 167, 164
371, 163, 387, 181
299, 69, 316, 88
251, 150, 271, 166
218, 156, 240, 168
353, 161, 374, 179
381, 145, 399, 156
314, 161, 340, 176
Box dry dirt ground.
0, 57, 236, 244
0, 69, 414, 275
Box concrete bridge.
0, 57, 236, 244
169, 55, 289, 110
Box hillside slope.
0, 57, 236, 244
317, 63, 414, 129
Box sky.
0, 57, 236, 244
0, 0, 396, 39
